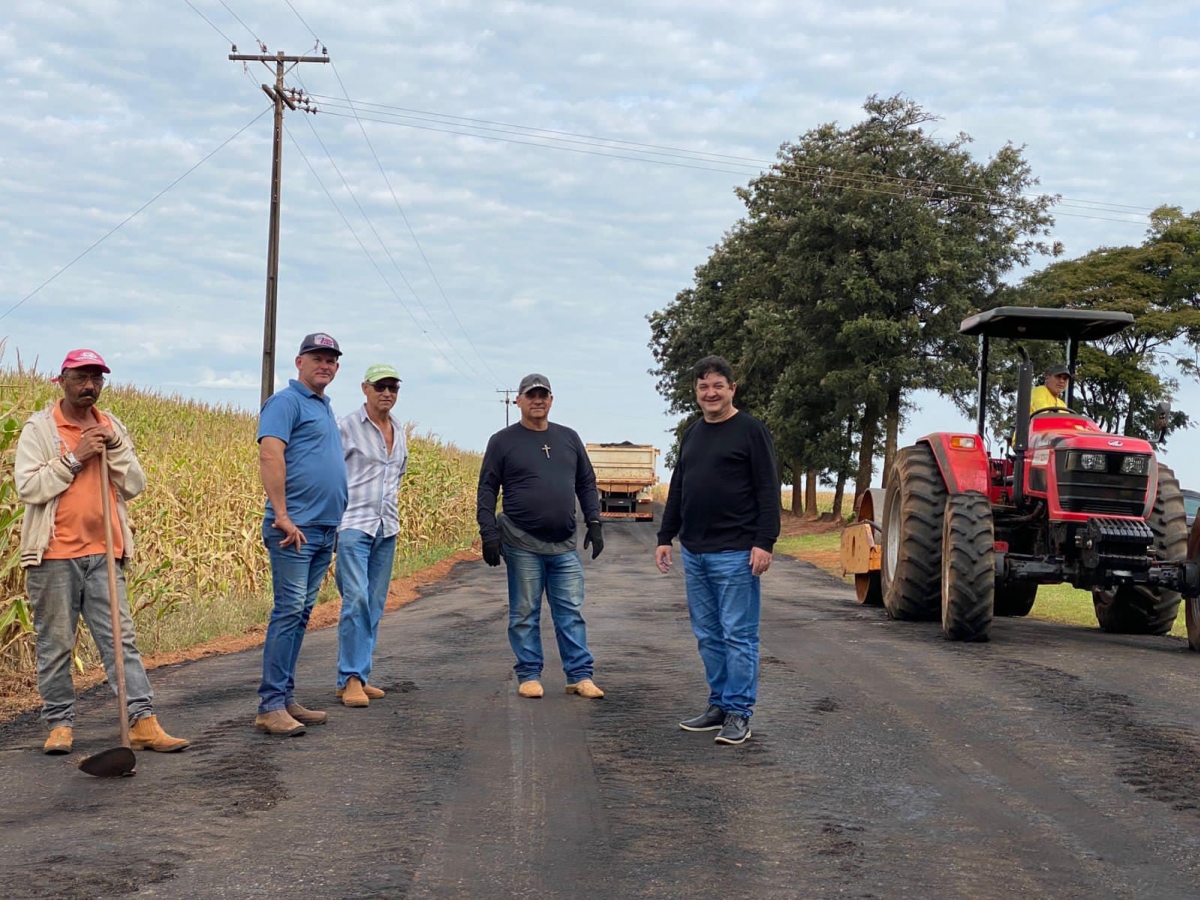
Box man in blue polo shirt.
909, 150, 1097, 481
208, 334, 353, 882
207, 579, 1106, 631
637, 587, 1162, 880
254, 332, 349, 736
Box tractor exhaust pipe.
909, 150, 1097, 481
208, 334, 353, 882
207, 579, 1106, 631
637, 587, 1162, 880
1012, 349, 1033, 506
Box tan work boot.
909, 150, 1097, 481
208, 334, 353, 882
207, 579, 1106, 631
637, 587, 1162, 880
254, 709, 306, 736
336, 683, 385, 700
129, 715, 190, 752
340, 677, 369, 708
43, 725, 73, 755
565, 679, 605, 699
518, 680, 544, 699
286, 702, 328, 725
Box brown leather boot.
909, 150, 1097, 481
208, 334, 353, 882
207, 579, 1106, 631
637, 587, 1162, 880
336, 683, 385, 700
340, 677, 369, 708
254, 709, 305, 736
518, 680, 544, 699
129, 715, 190, 752
43, 725, 73, 755
286, 702, 328, 725
565, 679, 605, 699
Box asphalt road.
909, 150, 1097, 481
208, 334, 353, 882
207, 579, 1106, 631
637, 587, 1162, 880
3, 516, 1200, 899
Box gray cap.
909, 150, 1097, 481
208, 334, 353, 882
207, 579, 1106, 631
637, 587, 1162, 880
1046, 363, 1071, 378
298, 332, 342, 356
518, 373, 552, 395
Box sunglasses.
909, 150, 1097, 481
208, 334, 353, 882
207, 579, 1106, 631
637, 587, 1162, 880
368, 382, 401, 394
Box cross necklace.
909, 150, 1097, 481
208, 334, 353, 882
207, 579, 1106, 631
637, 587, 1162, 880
542, 444, 551, 458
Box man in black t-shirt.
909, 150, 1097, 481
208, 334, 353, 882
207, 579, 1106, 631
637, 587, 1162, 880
477, 373, 605, 701
656, 355, 780, 746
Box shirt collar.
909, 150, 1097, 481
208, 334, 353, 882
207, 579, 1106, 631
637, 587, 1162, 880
288, 378, 327, 402
357, 404, 397, 428
53, 399, 107, 430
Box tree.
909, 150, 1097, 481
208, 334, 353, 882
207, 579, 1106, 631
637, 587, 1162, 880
650, 94, 1059, 498
1002, 208, 1200, 441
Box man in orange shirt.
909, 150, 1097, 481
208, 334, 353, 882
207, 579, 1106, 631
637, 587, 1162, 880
14, 349, 188, 756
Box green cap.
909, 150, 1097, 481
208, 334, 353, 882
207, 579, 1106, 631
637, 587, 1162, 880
363, 363, 401, 384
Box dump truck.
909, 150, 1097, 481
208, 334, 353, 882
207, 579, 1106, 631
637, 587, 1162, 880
840, 305, 1200, 648
586, 442, 659, 522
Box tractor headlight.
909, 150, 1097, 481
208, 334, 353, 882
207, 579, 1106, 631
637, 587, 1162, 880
1068, 451, 1108, 472
1120, 455, 1150, 476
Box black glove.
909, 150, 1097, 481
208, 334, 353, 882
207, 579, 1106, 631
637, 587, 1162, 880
482, 539, 503, 567
582, 521, 604, 559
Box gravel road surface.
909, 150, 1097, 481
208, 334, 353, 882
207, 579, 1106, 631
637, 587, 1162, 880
3, 517, 1200, 899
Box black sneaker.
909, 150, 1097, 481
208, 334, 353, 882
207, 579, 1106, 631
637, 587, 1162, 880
714, 714, 751, 745
679, 705, 725, 732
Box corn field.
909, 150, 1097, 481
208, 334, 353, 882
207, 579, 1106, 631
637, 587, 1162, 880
0, 362, 480, 675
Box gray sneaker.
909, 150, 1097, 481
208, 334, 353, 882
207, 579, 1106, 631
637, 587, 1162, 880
715, 714, 751, 745
679, 705, 725, 732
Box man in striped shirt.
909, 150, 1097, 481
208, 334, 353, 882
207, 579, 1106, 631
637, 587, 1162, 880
335, 363, 409, 708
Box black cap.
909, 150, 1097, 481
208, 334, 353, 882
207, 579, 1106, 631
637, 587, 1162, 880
1046, 363, 1071, 378
298, 332, 342, 356
518, 373, 551, 395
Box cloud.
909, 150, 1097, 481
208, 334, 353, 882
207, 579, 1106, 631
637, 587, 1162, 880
2, 0, 1199, 481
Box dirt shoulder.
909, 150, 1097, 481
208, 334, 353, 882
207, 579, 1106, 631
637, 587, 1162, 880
775, 511, 847, 579
0, 547, 480, 723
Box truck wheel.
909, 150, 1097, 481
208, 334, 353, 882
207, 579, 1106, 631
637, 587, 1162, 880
1093, 465, 1187, 636
941, 492, 994, 641
994, 584, 1037, 617
881, 443, 946, 621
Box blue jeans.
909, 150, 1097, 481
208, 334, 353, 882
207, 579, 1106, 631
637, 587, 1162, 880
26, 556, 154, 727
334, 526, 397, 688
503, 544, 594, 683
259, 522, 337, 715
681, 548, 761, 718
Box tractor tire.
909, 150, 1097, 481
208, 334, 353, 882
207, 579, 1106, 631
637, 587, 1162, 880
941, 492, 995, 642
994, 584, 1037, 617
1093, 465, 1187, 636
881, 443, 947, 621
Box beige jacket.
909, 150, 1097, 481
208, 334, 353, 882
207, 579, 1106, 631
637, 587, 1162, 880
15, 403, 146, 568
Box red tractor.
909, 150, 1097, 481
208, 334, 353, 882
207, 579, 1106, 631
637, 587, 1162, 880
846, 306, 1200, 647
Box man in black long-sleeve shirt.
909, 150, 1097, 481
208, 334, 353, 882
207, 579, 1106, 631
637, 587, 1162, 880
477, 373, 606, 701
656, 355, 780, 745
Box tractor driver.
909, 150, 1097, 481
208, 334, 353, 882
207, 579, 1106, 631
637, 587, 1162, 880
1030, 363, 1071, 414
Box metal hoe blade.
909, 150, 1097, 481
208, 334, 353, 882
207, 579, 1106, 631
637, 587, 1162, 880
78, 746, 137, 778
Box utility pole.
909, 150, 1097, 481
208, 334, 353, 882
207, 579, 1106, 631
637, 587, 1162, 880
230, 46, 329, 405
496, 389, 516, 426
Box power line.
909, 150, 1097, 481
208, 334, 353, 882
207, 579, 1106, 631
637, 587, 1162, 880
217, 0, 264, 49
310, 96, 1157, 222
283, 124, 491, 386
313, 108, 1152, 227
180, 0, 236, 45
276, 0, 504, 386
0, 107, 271, 323
281, 0, 319, 42
291, 110, 494, 388
324, 61, 505, 386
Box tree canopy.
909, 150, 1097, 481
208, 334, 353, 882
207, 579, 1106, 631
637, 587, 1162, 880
649, 94, 1059, 511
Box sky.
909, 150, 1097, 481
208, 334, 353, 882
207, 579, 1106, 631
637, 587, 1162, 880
3, 1, 1200, 487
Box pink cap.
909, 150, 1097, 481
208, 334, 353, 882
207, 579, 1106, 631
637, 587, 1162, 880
54, 349, 111, 381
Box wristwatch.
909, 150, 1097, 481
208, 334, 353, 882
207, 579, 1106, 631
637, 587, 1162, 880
63, 451, 83, 475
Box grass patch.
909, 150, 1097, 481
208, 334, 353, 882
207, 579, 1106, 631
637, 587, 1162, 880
778, 532, 1190, 639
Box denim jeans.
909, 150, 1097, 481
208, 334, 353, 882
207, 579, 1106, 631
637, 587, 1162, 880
26, 556, 154, 727
334, 526, 397, 689
259, 522, 337, 714
503, 544, 594, 683
681, 548, 761, 718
